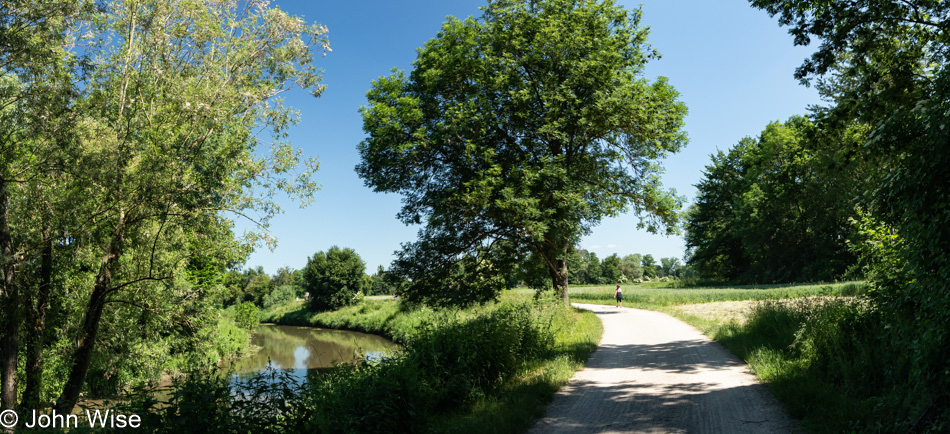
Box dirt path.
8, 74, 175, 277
527, 303, 800, 433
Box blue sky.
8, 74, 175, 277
239, 0, 822, 274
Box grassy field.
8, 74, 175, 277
558, 280, 866, 308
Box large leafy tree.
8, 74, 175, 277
750, 0, 948, 125
357, 0, 687, 306
0, 0, 92, 410
1, 0, 327, 412
601, 254, 623, 284
619, 254, 642, 281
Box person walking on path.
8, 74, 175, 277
615, 284, 623, 307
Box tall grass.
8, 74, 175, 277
260, 298, 421, 343
670, 295, 943, 433
557, 280, 943, 432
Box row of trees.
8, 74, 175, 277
236, 245, 694, 315
221, 267, 304, 310
222, 248, 400, 313
684, 116, 869, 283
0, 0, 326, 412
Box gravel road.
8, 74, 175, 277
527, 303, 800, 433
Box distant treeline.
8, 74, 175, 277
228, 247, 694, 313
558, 250, 695, 285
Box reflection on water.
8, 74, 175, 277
76, 325, 397, 412
222, 324, 398, 380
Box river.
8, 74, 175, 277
222, 323, 399, 380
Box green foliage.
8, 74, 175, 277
233, 302, 261, 331
703, 297, 938, 432
262, 285, 297, 310
560, 249, 668, 286
749, 0, 947, 124
642, 263, 657, 279
261, 299, 413, 343
244, 272, 274, 307
751, 1, 950, 428
357, 0, 687, 305
303, 246, 367, 312
365, 265, 390, 296
1, 0, 327, 410
600, 254, 623, 284
407, 303, 553, 409
620, 254, 643, 282
685, 116, 865, 283
129, 294, 602, 433
390, 242, 521, 307
120, 366, 305, 433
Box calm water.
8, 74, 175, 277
223, 324, 399, 380
75, 324, 396, 411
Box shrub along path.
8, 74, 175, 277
527, 303, 800, 433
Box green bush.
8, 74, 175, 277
405, 302, 552, 409
295, 359, 425, 433
233, 302, 260, 330
121, 366, 303, 433
262, 285, 297, 310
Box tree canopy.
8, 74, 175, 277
1, 0, 327, 412
684, 116, 868, 283
748, 1, 949, 428
302, 246, 367, 312
357, 0, 687, 306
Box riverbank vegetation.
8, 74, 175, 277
120, 293, 600, 433
4, 0, 947, 431
671, 293, 937, 433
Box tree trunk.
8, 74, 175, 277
558, 257, 570, 307
0, 180, 18, 411
546, 243, 571, 307
55, 228, 122, 413
22, 235, 53, 409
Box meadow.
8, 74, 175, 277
142, 280, 888, 433
544, 280, 866, 307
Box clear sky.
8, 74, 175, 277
239, 0, 822, 274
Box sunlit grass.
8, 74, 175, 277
549, 280, 867, 308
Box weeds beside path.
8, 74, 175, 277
528, 303, 801, 433
564, 281, 929, 433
